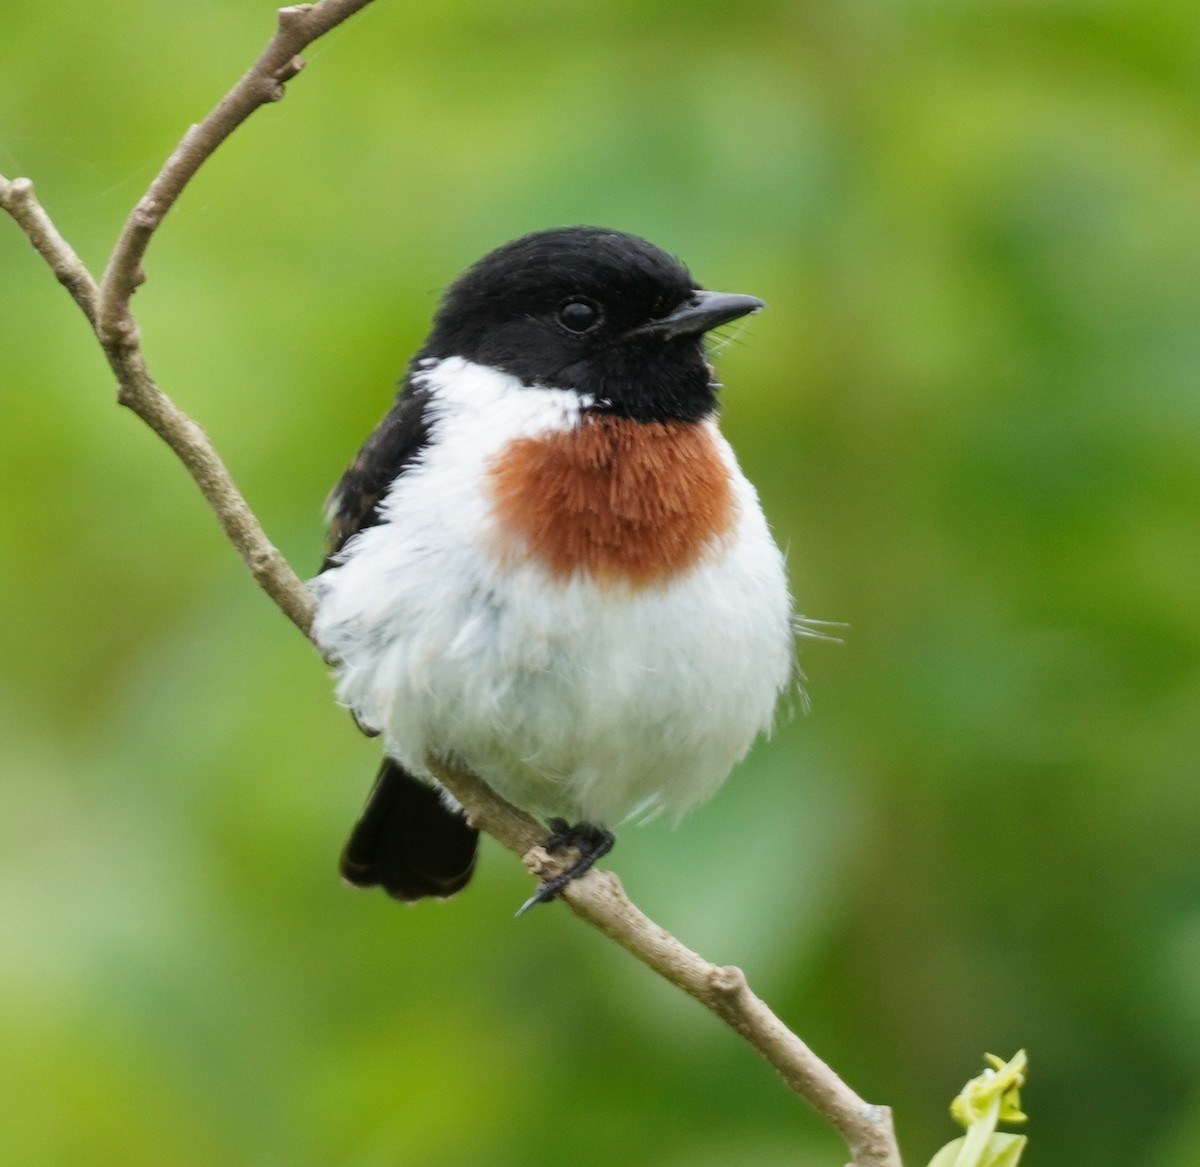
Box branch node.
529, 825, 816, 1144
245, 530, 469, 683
278, 5, 315, 35
8, 175, 34, 203
522, 843, 557, 881
133, 198, 160, 230
710, 964, 749, 999
273, 55, 306, 83
105, 316, 141, 349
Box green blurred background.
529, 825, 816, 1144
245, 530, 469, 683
2, 1, 1199, 1164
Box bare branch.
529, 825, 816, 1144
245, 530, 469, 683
108, 344, 320, 639
2, 6, 903, 1165
1, 4, 369, 640
426, 757, 902, 1167
0, 169, 319, 640
0, 176, 98, 323
95, 0, 376, 345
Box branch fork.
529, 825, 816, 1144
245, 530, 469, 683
1, 5, 901, 1165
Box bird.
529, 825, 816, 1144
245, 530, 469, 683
310, 226, 795, 911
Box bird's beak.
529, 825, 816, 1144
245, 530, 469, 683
634, 290, 766, 341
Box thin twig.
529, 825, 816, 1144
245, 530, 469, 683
0, 171, 319, 639
1, 5, 902, 1164
95, 0, 375, 345
0, 176, 98, 323
103, 343, 321, 639
1, 3, 370, 641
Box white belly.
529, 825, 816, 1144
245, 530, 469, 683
311, 359, 794, 825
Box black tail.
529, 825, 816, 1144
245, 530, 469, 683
340, 759, 479, 901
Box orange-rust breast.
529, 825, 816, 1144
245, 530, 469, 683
487, 414, 736, 587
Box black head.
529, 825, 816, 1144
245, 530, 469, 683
418, 227, 763, 423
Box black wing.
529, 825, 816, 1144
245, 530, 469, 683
322, 371, 479, 901
320, 374, 433, 573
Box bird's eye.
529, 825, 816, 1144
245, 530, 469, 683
557, 298, 601, 334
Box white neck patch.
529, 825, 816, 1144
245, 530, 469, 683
415, 355, 593, 438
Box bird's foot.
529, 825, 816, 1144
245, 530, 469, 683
517, 819, 615, 916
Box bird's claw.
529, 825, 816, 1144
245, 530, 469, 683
516, 820, 615, 916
